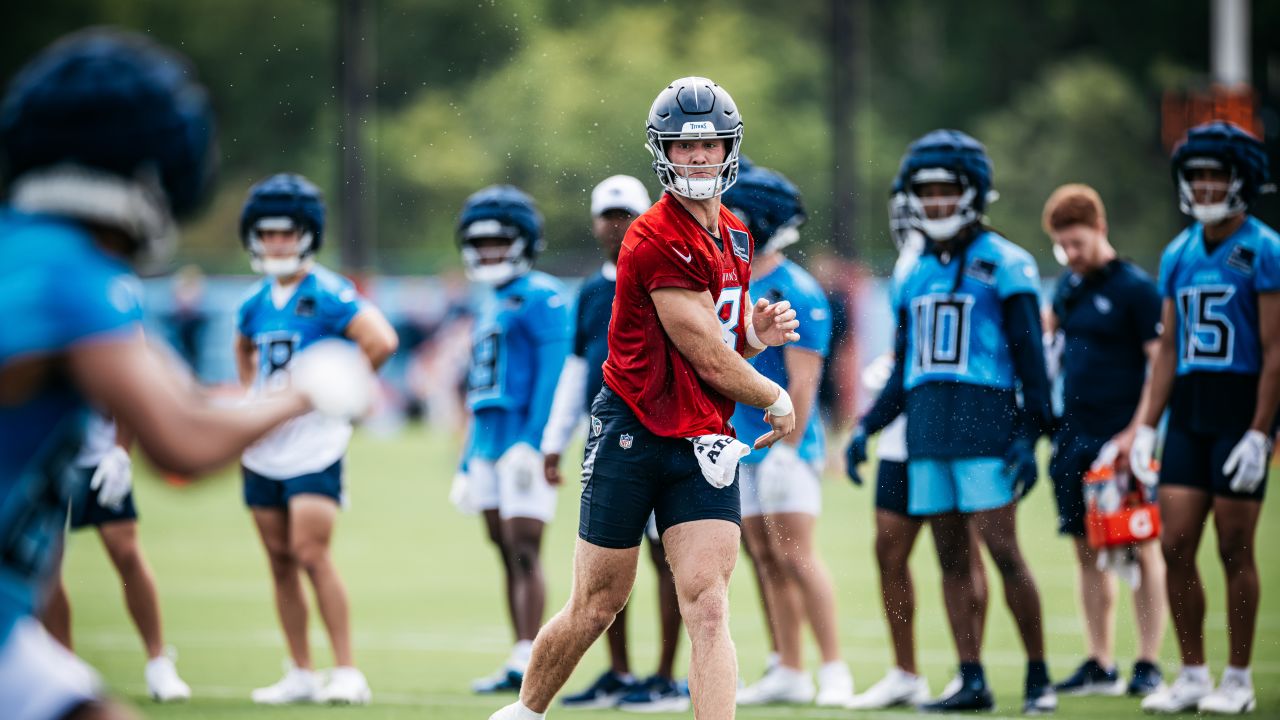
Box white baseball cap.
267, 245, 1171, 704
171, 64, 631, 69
591, 175, 651, 217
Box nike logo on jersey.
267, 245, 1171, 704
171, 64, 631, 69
674, 246, 693, 263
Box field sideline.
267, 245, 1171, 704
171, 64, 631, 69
62, 428, 1280, 719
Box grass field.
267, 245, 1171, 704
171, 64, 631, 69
62, 428, 1280, 719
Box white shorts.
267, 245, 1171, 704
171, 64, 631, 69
0, 616, 101, 720
469, 458, 557, 523
739, 460, 822, 518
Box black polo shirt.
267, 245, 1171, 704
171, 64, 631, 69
1052, 258, 1161, 436
574, 267, 616, 411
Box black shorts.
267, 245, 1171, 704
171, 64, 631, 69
68, 466, 138, 530
874, 459, 912, 517
1048, 429, 1110, 537
578, 386, 741, 549
1161, 424, 1268, 501
242, 459, 345, 509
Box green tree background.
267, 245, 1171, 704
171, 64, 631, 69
2, 0, 1277, 276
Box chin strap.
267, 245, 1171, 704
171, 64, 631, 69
9, 164, 175, 266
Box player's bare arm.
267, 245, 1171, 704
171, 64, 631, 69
652, 286, 796, 447
1137, 299, 1178, 429
1249, 292, 1280, 434
781, 345, 822, 448
71, 333, 310, 475
235, 333, 257, 389
345, 307, 400, 370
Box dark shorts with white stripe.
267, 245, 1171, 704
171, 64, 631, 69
578, 385, 741, 549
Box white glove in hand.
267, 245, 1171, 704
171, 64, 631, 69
290, 339, 376, 419
1090, 440, 1120, 472
759, 443, 805, 507
496, 442, 543, 491
91, 446, 133, 511
1223, 429, 1272, 494
449, 470, 477, 515
1129, 425, 1159, 487
690, 434, 750, 489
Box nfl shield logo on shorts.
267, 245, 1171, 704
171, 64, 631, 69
619, 433, 633, 450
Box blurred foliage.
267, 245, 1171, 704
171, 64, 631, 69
2, 0, 1277, 275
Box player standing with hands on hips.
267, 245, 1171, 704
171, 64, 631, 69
1130, 121, 1279, 716
491, 76, 800, 720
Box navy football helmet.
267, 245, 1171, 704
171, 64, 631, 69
1171, 120, 1273, 225
646, 76, 743, 200
893, 129, 995, 242
457, 184, 543, 285
722, 161, 806, 255
240, 173, 325, 276
0, 28, 216, 265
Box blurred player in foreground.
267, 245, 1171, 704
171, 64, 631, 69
850, 130, 1055, 713
492, 75, 799, 720
42, 414, 190, 702
0, 29, 374, 720
542, 175, 690, 711
453, 185, 571, 695
1040, 184, 1167, 699
234, 173, 398, 705
845, 193, 989, 710
1131, 122, 1278, 715
723, 163, 854, 708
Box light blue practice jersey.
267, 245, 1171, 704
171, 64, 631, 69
895, 231, 1041, 391
732, 259, 832, 464
1157, 216, 1280, 376
237, 265, 364, 390
0, 211, 142, 640
466, 271, 572, 460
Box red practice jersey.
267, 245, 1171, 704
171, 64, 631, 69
603, 191, 754, 438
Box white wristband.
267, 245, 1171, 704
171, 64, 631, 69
746, 323, 767, 350
765, 385, 793, 417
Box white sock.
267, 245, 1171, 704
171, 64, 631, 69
1222, 666, 1252, 688
894, 667, 920, 681
494, 701, 545, 720
820, 660, 848, 674
1181, 665, 1210, 684
509, 640, 534, 671
765, 652, 781, 670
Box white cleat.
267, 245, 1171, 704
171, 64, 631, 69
940, 672, 963, 698
816, 661, 855, 707
251, 663, 320, 705
846, 668, 931, 710
736, 665, 815, 706
318, 666, 372, 705
144, 652, 190, 702
1141, 672, 1213, 714
1198, 676, 1256, 715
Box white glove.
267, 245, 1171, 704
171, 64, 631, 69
689, 434, 750, 489
449, 470, 478, 515
289, 339, 376, 419
1043, 330, 1065, 381
91, 446, 133, 511
1223, 429, 1272, 494
1090, 440, 1120, 472
1129, 425, 1159, 487
759, 443, 806, 507
496, 442, 543, 492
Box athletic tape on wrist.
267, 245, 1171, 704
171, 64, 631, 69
766, 386, 794, 416
746, 323, 767, 350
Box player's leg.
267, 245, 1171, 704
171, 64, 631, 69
500, 517, 546, 644
928, 512, 981, 662
288, 495, 350, 665
736, 513, 805, 705
472, 454, 526, 694
1128, 538, 1167, 696
647, 534, 682, 682
251, 508, 309, 668
98, 519, 191, 702
766, 510, 852, 706
1198, 495, 1263, 714
737, 465, 783, 674
41, 573, 73, 651
663, 519, 740, 720
516, 539, 641, 712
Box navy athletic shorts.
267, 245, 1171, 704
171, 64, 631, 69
242, 459, 345, 509
1049, 428, 1110, 536
874, 459, 912, 517
67, 466, 138, 530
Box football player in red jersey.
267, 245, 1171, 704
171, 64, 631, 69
490, 77, 800, 720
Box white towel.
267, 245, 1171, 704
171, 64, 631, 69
689, 434, 750, 489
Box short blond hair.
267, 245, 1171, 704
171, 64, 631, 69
1042, 183, 1106, 234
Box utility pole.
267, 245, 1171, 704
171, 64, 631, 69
831, 0, 862, 258
338, 0, 375, 276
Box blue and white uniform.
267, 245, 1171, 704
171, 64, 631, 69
732, 259, 832, 516
1157, 217, 1280, 499
0, 212, 140, 716
865, 230, 1050, 515
238, 265, 364, 507
466, 271, 571, 521
872, 244, 921, 517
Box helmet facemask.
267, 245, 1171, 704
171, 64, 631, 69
1177, 157, 1246, 226
905, 168, 980, 242
248, 217, 315, 277
460, 219, 532, 286
646, 125, 743, 200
